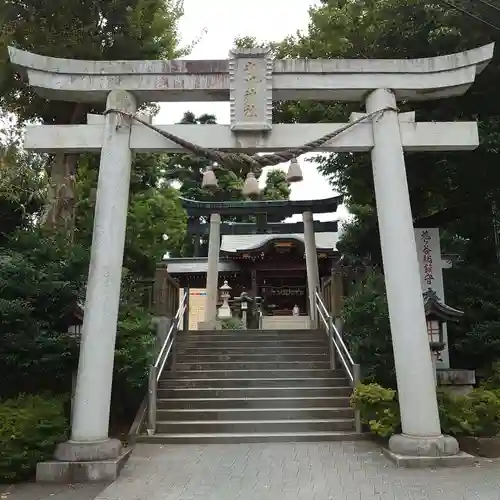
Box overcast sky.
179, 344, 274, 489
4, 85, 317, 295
156, 0, 347, 223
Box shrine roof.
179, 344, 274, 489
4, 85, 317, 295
162, 257, 239, 274
220, 233, 339, 253
179, 196, 342, 216
423, 289, 464, 322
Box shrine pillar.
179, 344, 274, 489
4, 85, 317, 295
366, 88, 458, 457
54, 90, 136, 464
303, 211, 320, 329
202, 213, 221, 328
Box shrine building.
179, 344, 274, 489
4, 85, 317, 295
160, 196, 342, 329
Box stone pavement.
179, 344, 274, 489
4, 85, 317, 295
0, 483, 108, 500
94, 441, 500, 500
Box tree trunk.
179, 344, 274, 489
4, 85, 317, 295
42, 103, 87, 240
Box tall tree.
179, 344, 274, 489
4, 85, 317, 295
74, 152, 187, 277
0, 0, 185, 235
272, 0, 500, 266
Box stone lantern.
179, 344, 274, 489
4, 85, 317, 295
218, 280, 232, 319
423, 288, 464, 383
232, 292, 255, 329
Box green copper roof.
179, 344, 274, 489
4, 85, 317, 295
179, 195, 343, 216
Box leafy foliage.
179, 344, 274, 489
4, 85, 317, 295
353, 383, 500, 439
350, 383, 400, 438
221, 317, 245, 330
342, 269, 395, 387
0, 394, 68, 482
0, 230, 87, 398
0, 0, 184, 122
74, 153, 187, 276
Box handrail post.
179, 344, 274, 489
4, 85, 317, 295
147, 365, 157, 436
183, 287, 190, 331
328, 318, 336, 370
353, 363, 362, 434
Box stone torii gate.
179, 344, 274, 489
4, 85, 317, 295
8, 44, 493, 479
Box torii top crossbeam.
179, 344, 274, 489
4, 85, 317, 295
9, 44, 494, 105
8, 44, 495, 153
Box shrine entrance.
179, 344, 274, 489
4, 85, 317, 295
9, 41, 494, 476
164, 197, 341, 329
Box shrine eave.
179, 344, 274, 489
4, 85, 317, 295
220, 233, 339, 254
423, 289, 464, 322
160, 257, 240, 275
179, 196, 343, 216
8, 44, 494, 103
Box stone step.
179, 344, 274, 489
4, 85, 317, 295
175, 353, 330, 363
162, 369, 336, 379
158, 376, 348, 388
157, 386, 352, 399
156, 396, 352, 409
181, 329, 325, 336
155, 418, 355, 434
174, 361, 331, 371
176, 340, 328, 348
156, 408, 354, 421
135, 431, 364, 444
176, 346, 329, 355
177, 334, 327, 342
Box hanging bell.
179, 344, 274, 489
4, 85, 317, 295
242, 171, 260, 197
286, 157, 303, 183
202, 166, 218, 188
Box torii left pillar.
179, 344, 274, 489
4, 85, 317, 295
38, 90, 135, 482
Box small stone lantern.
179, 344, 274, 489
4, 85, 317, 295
233, 292, 254, 330
218, 280, 232, 319
423, 288, 464, 383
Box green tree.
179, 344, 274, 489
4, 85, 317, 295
273, 0, 500, 267
0, 0, 184, 234
265, 0, 500, 376
0, 119, 46, 240
74, 152, 187, 277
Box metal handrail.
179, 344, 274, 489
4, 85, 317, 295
315, 290, 362, 434
147, 291, 188, 435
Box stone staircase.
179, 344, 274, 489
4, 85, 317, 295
137, 329, 359, 444
261, 315, 310, 330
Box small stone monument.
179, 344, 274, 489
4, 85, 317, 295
218, 280, 232, 319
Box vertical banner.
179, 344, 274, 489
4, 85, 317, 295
414, 228, 449, 368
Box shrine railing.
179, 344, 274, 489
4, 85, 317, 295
315, 290, 361, 433
153, 265, 180, 317
146, 291, 188, 436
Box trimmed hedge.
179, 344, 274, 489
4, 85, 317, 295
351, 383, 500, 439
0, 394, 68, 483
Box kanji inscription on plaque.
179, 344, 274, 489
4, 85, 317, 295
229, 47, 273, 131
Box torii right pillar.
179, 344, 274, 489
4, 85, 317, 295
365, 89, 458, 462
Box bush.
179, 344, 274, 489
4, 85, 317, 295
439, 389, 500, 437
342, 270, 396, 388
353, 383, 500, 439
112, 308, 155, 424
350, 383, 400, 438
0, 394, 68, 483
221, 317, 244, 330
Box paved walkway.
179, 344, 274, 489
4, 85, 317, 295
94, 441, 500, 500
0, 483, 108, 500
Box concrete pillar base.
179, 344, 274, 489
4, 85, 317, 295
54, 438, 122, 462
383, 448, 475, 468
389, 433, 459, 457
37, 448, 131, 483
384, 433, 476, 468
